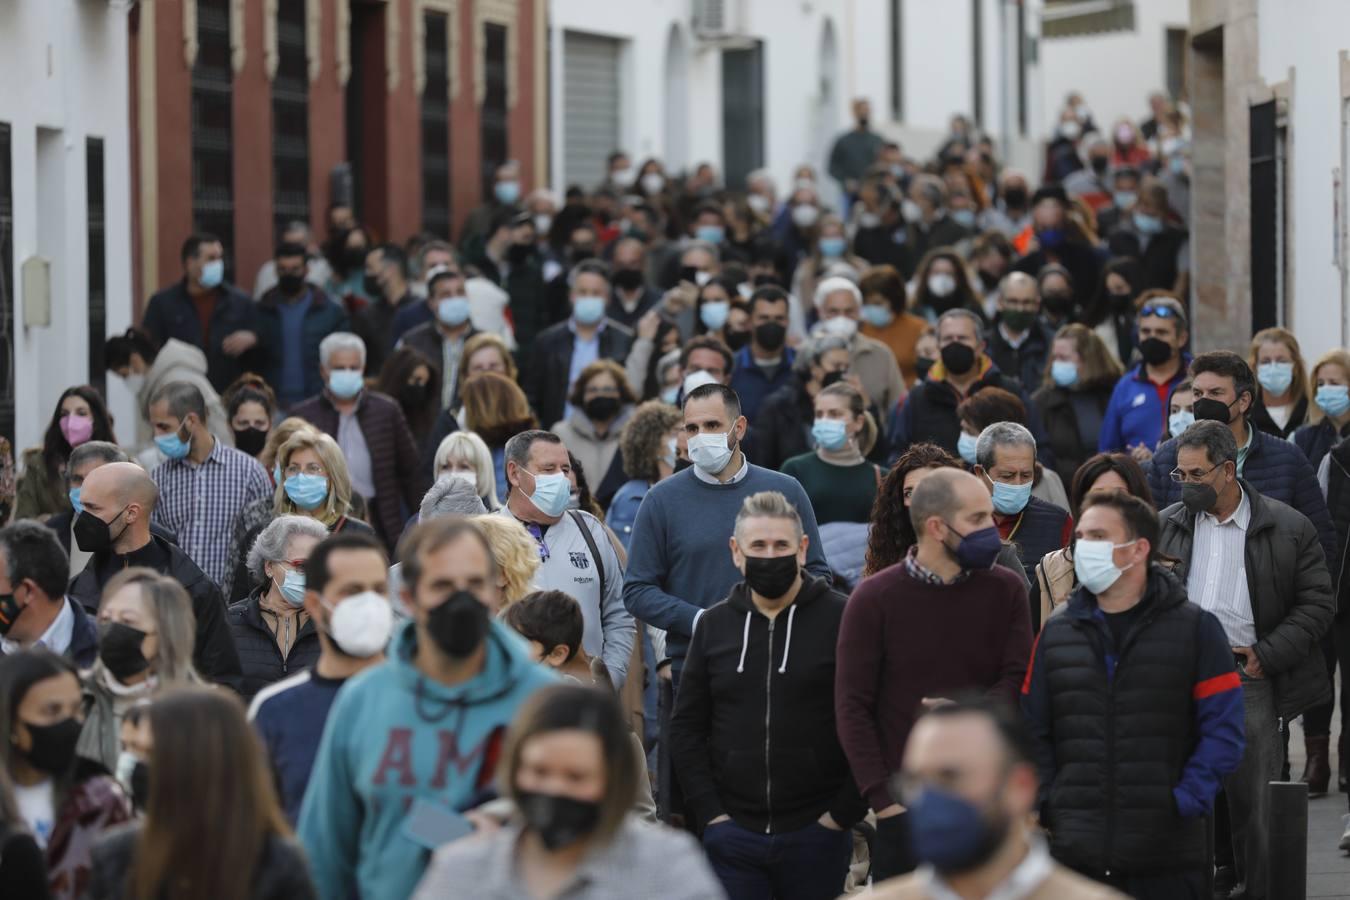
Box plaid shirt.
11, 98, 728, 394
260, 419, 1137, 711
151, 439, 272, 585
902, 545, 972, 585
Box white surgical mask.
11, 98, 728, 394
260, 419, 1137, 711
123, 372, 146, 394
442, 469, 478, 490
821, 316, 858, 340
325, 591, 394, 657
1073, 539, 1137, 595
688, 427, 735, 475
683, 370, 719, 396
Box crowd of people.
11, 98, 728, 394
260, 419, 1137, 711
0, 86, 1345, 900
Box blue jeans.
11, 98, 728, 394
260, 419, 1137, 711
702, 818, 852, 900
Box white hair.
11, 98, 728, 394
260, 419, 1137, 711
814, 276, 862, 311
319, 332, 367, 369
975, 422, 1037, 471
746, 168, 776, 192
433, 431, 500, 508
247, 515, 329, 587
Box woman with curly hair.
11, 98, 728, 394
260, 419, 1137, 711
474, 515, 542, 612
605, 401, 683, 552
863, 443, 1028, 587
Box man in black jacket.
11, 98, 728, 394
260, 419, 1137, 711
67, 462, 242, 688
0, 522, 99, 668
1156, 421, 1334, 900
671, 490, 864, 900
986, 273, 1053, 393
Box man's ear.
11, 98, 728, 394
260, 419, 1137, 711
546, 644, 572, 668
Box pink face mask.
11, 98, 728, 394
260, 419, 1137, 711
60, 413, 94, 447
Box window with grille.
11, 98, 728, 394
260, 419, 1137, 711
87, 138, 106, 397
421, 11, 452, 239
0, 122, 12, 447
480, 23, 509, 202
273, 0, 310, 242
192, 0, 235, 276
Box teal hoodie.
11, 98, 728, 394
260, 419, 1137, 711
298, 619, 555, 900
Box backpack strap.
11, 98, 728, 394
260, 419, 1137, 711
568, 510, 606, 600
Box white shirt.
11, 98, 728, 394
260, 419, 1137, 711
1, 597, 74, 657
920, 834, 1054, 900
14, 779, 55, 848
692, 451, 750, 485
337, 403, 376, 500
1187, 486, 1256, 647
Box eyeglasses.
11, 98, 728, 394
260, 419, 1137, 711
1139, 303, 1182, 320
1169, 463, 1221, 484
284, 464, 327, 478
274, 558, 307, 569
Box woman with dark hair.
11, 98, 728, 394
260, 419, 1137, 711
222, 374, 278, 459
88, 687, 315, 900
1032, 452, 1154, 629
1031, 323, 1125, 487
552, 360, 639, 501
322, 224, 376, 308
105, 327, 233, 457
693, 277, 752, 352
607, 401, 683, 552
0, 763, 50, 898
857, 264, 930, 385
908, 248, 985, 324
1082, 256, 1145, 366
954, 387, 1070, 511
376, 346, 440, 445
412, 684, 722, 899
1, 649, 131, 899
14, 387, 117, 522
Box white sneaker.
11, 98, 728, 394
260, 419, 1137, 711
1340, 813, 1350, 852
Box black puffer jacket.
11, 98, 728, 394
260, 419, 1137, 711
226, 588, 322, 701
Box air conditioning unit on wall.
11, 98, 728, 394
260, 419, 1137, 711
692, 0, 753, 49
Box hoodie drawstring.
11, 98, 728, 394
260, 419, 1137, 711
735, 611, 751, 673
777, 605, 797, 674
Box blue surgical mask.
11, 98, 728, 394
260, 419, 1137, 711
907, 784, 1007, 873
573, 296, 606, 326
525, 470, 572, 518
199, 259, 224, 289
659, 385, 680, 405
494, 180, 520, 204
1073, 538, 1136, 595
272, 464, 282, 485
1113, 190, 1138, 210
328, 369, 364, 399
861, 305, 894, 329
1132, 211, 1163, 235
957, 431, 979, 466
154, 421, 193, 461
275, 568, 307, 607
69, 487, 83, 516
699, 301, 730, 332
1316, 384, 1350, 418
695, 225, 725, 245
818, 236, 847, 258
285, 473, 329, 510
984, 473, 1032, 515
951, 208, 978, 229
1169, 409, 1195, 437
1051, 360, 1079, 388
811, 418, 849, 451
437, 296, 471, 327
943, 523, 1003, 570
1257, 361, 1294, 396
1169, 155, 1187, 176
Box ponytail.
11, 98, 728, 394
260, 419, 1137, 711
819, 382, 876, 455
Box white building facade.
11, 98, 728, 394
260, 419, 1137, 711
0, 0, 136, 456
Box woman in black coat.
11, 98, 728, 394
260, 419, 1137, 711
1031, 323, 1123, 489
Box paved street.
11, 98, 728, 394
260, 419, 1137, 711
1291, 714, 1350, 898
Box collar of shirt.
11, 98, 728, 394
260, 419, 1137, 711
997, 322, 1029, 349
568, 317, 608, 339
692, 452, 749, 485
1200, 483, 1250, 530
0, 597, 75, 656
920, 834, 1054, 900
1236, 425, 1254, 474
167, 433, 224, 470
902, 545, 971, 585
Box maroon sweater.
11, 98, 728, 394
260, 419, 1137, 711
835, 561, 1032, 810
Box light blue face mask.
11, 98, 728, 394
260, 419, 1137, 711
951, 208, 977, 229
1051, 360, 1079, 388
328, 369, 364, 399
1073, 538, 1137, 595
494, 180, 520, 204
154, 421, 193, 461
573, 296, 606, 326
811, 418, 850, 451
199, 259, 224, 289
437, 296, 471, 327
861, 305, 894, 329
1316, 384, 1350, 418
957, 431, 979, 466
818, 236, 847, 259
699, 301, 730, 332
984, 472, 1032, 515
1113, 190, 1138, 210
275, 568, 307, 607
695, 225, 725, 245
1257, 361, 1294, 396
285, 473, 329, 510
659, 385, 680, 405
1132, 211, 1163, 235
1169, 410, 1195, 437
69, 487, 83, 516
525, 470, 572, 518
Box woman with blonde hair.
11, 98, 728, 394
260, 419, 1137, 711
1031, 323, 1124, 486
77, 568, 201, 776
460, 372, 538, 501
1294, 348, 1350, 469
473, 515, 541, 612
458, 331, 519, 386
1248, 326, 1310, 439
431, 431, 501, 510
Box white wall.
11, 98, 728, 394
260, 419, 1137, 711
0, 0, 135, 455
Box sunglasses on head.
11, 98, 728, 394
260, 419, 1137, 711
1139, 303, 1181, 320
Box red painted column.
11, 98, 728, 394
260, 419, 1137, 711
231, 0, 275, 288
513, 0, 537, 192
449, 0, 482, 241
383, 0, 422, 243
308, 0, 347, 235
154, 0, 194, 290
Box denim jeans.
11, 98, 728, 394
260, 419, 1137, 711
702, 818, 853, 900
1224, 674, 1283, 899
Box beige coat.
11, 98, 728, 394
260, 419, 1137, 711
850, 333, 907, 427
550, 405, 635, 488
865, 863, 1127, 900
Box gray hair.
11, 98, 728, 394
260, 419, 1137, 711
319, 332, 367, 369
733, 491, 803, 543
814, 276, 862, 311
247, 515, 329, 586
975, 422, 1038, 470
793, 335, 852, 376
681, 240, 721, 264
1176, 419, 1238, 466
148, 381, 207, 423
419, 475, 488, 522
68, 440, 129, 472
503, 430, 564, 474
937, 308, 985, 339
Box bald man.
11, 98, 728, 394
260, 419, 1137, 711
987, 271, 1053, 391
835, 468, 1032, 881
68, 462, 242, 686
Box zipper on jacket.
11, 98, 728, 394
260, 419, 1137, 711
764, 617, 775, 835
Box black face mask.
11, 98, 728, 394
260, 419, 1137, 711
399, 382, 430, 412
976, 269, 1001, 290
233, 427, 268, 457
362, 274, 383, 297
1041, 292, 1074, 318
752, 273, 782, 288
569, 247, 596, 267
426, 590, 490, 659
914, 357, 936, 381
516, 790, 602, 850
74, 506, 129, 554
19, 717, 83, 775
679, 265, 701, 285
940, 342, 977, 376
821, 370, 847, 389
743, 554, 800, 599
754, 322, 787, 352
724, 330, 751, 352
1182, 480, 1220, 515
129, 760, 150, 811
0, 591, 23, 636
509, 243, 535, 265
1138, 337, 1173, 367
613, 268, 645, 292
345, 247, 369, 271
1090, 156, 1110, 175
1109, 291, 1135, 313
1002, 187, 1027, 209
1193, 397, 1237, 425
583, 396, 621, 422
278, 272, 306, 296
99, 621, 150, 682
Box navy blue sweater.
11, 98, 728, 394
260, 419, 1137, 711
248, 669, 346, 824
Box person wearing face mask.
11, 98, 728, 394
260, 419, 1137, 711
105, 327, 233, 457
898, 176, 973, 279
792, 214, 868, 313
1079, 257, 1142, 366
251, 219, 331, 300
67, 462, 242, 687
606, 402, 683, 553
13, 387, 118, 523
812, 277, 906, 427
857, 265, 931, 387
551, 361, 638, 507
1155, 422, 1334, 900
670, 492, 864, 899
459, 159, 524, 248
873, 698, 1125, 900
727, 287, 798, 424
782, 382, 883, 525
605, 237, 659, 329
1032, 324, 1125, 489
256, 241, 351, 408
837, 468, 1032, 882
1094, 166, 1140, 238
1104, 178, 1190, 295
0, 523, 98, 668
346, 243, 416, 375
908, 249, 985, 325
248, 532, 393, 823
986, 273, 1054, 395
0, 650, 131, 899
497, 431, 633, 687
1022, 490, 1245, 898
828, 98, 885, 210
1245, 326, 1310, 440
1062, 134, 1115, 212
298, 519, 554, 900
398, 265, 479, 413
412, 684, 724, 900
979, 170, 1033, 239
225, 516, 329, 700
222, 376, 277, 460
1098, 294, 1192, 456
142, 232, 261, 393
1011, 188, 1102, 312
1295, 349, 1350, 470
374, 346, 440, 446
77, 568, 202, 776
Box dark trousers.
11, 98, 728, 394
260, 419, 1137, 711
1226, 675, 1283, 900
870, 811, 917, 883
656, 674, 684, 824
702, 818, 852, 900
1093, 868, 1209, 899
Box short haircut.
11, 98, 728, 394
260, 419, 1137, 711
569, 259, 611, 288
1069, 453, 1153, 519
68, 440, 129, 472
733, 491, 803, 543
1176, 419, 1239, 467
247, 515, 329, 587
684, 383, 742, 421
975, 421, 1037, 470
376, 242, 408, 277
275, 241, 307, 262
0, 522, 69, 599
1079, 491, 1160, 562
303, 532, 388, 597
908, 468, 964, 535
500, 590, 584, 661
858, 265, 906, 313
957, 388, 1027, 432
1189, 350, 1256, 406
180, 233, 220, 263
318, 332, 367, 369
679, 335, 734, 376
1137, 291, 1189, 330
937, 307, 984, 339
148, 381, 207, 423
747, 285, 790, 317
398, 518, 497, 591
917, 693, 1038, 769
503, 429, 563, 474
